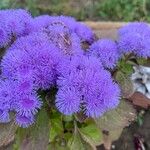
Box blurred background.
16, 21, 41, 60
1, 0, 149, 21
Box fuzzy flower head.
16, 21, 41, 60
56, 86, 81, 115
14, 93, 42, 117
15, 114, 35, 128
75, 22, 94, 44
0, 9, 34, 48
33, 15, 94, 44
89, 39, 120, 69
56, 55, 120, 117
3, 9, 33, 36
118, 22, 150, 57
1, 32, 61, 89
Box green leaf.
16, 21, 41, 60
63, 115, 73, 122
115, 71, 134, 98
118, 59, 133, 75
16, 107, 50, 150
80, 123, 103, 147
48, 142, 69, 150
68, 123, 93, 150
49, 117, 63, 142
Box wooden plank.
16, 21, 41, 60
84, 21, 127, 30
83, 21, 127, 40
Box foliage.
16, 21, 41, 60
1, 0, 150, 21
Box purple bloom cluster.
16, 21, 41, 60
0, 32, 62, 127
33, 15, 94, 44
118, 22, 150, 57
89, 39, 119, 69
0, 9, 122, 128
56, 56, 120, 117
0, 9, 33, 48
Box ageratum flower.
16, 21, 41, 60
33, 15, 76, 31
0, 9, 34, 48
75, 22, 94, 44
89, 39, 119, 69
119, 22, 149, 36
15, 114, 35, 128
118, 22, 150, 57
14, 93, 42, 117
56, 87, 81, 115
1, 32, 61, 89
56, 55, 120, 117
33, 15, 94, 44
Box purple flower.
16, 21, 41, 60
89, 39, 119, 69
33, 15, 94, 44
3, 9, 33, 36
33, 15, 76, 32
1, 32, 61, 89
15, 77, 35, 94
15, 93, 42, 117
33, 66, 56, 90
1, 49, 33, 79
0, 10, 122, 127
118, 22, 150, 57
83, 70, 120, 117
56, 87, 81, 115
56, 55, 120, 117
15, 114, 35, 128
75, 22, 94, 44
118, 22, 150, 36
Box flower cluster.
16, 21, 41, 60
118, 22, 150, 57
2, 9, 149, 128
0, 9, 33, 48
89, 39, 119, 69
56, 56, 120, 117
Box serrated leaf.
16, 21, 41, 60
95, 100, 136, 131
0, 120, 17, 148
80, 123, 103, 147
116, 71, 134, 98
16, 108, 50, 150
